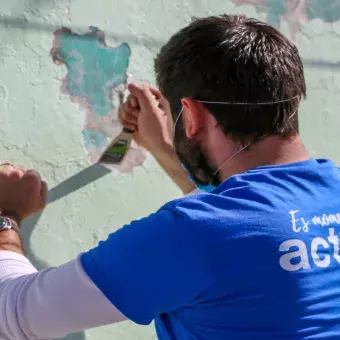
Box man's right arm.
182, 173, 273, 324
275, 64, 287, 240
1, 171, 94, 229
152, 144, 196, 195
0, 251, 126, 339
0, 206, 210, 339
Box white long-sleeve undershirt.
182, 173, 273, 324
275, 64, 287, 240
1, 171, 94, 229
0, 251, 126, 340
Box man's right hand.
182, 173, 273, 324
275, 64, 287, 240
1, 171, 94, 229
119, 84, 196, 194
119, 83, 174, 157
0, 164, 47, 223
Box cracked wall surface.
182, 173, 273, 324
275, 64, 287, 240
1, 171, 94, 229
0, 1, 339, 339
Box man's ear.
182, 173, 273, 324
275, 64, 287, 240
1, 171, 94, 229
181, 98, 208, 139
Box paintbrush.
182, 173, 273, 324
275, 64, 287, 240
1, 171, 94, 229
98, 91, 134, 165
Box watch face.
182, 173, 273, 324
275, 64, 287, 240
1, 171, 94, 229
0, 217, 9, 231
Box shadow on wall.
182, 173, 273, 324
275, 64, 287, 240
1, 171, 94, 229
21, 164, 112, 340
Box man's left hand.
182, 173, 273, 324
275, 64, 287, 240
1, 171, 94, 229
0, 164, 47, 223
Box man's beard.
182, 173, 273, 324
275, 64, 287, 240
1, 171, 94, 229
174, 123, 220, 186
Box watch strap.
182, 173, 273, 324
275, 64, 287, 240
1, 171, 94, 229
0, 216, 20, 233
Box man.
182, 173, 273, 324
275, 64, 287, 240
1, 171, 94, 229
1, 14, 340, 340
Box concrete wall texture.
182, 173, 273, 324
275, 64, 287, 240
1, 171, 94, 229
0, 0, 339, 339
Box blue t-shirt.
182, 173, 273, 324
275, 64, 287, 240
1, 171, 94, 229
82, 159, 340, 339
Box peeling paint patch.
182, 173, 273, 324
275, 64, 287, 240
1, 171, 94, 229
50, 26, 146, 174
51, 26, 131, 116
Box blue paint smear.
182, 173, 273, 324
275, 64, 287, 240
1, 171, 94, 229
266, 0, 286, 27
55, 27, 131, 116
252, 0, 286, 28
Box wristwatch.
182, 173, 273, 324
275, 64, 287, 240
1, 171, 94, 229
0, 216, 19, 233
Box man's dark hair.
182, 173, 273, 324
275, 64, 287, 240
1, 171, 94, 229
154, 15, 306, 144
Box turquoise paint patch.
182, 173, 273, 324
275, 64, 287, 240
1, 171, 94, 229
250, 0, 286, 28
265, 0, 287, 27
51, 27, 131, 116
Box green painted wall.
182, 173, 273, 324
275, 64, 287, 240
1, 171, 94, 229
0, 1, 339, 339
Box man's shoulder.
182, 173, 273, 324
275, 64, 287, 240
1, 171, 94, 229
160, 186, 260, 227
160, 170, 309, 228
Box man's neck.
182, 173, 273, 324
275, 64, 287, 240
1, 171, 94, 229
219, 134, 309, 182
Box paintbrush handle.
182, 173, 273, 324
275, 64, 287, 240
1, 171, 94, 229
122, 127, 134, 133
118, 89, 134, 134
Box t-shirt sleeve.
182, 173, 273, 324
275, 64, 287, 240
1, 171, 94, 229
80, 208, 211, 325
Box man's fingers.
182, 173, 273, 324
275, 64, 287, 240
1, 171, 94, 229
9, 168, 25, 181
128, 83, 159, 110
119, 116, 137, 131
147, 85, 163, 100
123, 99, 138, 118
120, 109, 138, 124
21, 170, 42, 196
0, 165, 25, 181
119, 95, 140, 129
0, 163, 14, 175
119, 103, 138, 126
130, 96, 138, 108
23, 169, 41, 180
125, 94, 139, 109
0, 164, 47, 220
